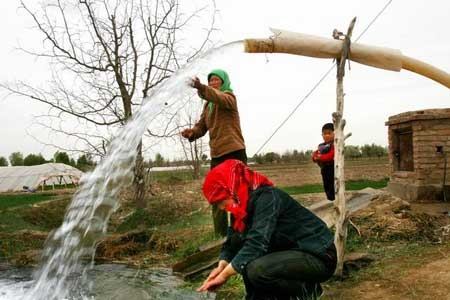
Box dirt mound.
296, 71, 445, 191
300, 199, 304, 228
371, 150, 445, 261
95, 230, 178, 265
96, 229, 178, 260
352, 193, 450, 243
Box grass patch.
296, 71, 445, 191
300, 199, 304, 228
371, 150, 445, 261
280, 184, 324, 195
280, 178, 389, 195
0, 198, 70, 233
346, 178, 389, 190
0, 211, 42, 233
0, 231, 47, 259
182, 272, 246, 300
116, 209, 159, 232
0, 192, 58, 210
171, 229, 216, 260
215, 275, 246, 300
162, 210, 214, 259
160, 209, 211, 232
0, 193, 70, 259
18, 198, 70, 229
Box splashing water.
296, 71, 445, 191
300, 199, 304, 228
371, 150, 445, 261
15, 41, 243, 300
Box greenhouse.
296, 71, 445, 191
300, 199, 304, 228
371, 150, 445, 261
0, 163, 83, 193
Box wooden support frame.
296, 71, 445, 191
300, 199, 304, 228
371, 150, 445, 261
333, 17, 356, 277
243, 15, 450, 279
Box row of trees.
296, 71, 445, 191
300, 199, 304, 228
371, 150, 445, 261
150, 152, 208, 167
140, 143, 388, 167
0, 151, 95, 171
253, 143, 388, 164
344, 144, 388, 159
0, 143, 387, 170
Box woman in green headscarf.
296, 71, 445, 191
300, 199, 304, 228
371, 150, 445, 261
181, 69, 247, 237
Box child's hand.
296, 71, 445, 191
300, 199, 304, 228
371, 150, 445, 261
312, 153, 320, 162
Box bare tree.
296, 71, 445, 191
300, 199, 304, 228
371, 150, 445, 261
177, 98, 208, 179
2, 0, 216, 208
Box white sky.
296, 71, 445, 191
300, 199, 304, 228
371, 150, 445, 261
0, 0, 449, 162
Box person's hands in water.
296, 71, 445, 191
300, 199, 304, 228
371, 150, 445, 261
197, 260, 235, 292
197, 273, 227, 292
181, 128, 193, 139
206, 260, 227, 282
190, 77, 202, 90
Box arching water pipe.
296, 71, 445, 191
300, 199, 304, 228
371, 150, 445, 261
244, 29, 450, 89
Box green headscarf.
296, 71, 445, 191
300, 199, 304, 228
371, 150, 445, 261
208, 69, 233, 92
207, 69, 233, 115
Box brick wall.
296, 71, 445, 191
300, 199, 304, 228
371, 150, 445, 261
385, 109, 450, 201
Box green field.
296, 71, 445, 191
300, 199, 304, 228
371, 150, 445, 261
0, 192, 58, 210
279, 178, 389, 195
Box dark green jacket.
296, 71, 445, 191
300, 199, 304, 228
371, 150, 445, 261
220, 186, 334, 274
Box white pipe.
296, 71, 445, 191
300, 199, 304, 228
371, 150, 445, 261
244, 29, 450, 88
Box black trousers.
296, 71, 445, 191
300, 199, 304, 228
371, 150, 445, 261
210, 148, 247, 169
321, 164, 335, 201
210, 149, 247, 237
242, 247, 336, 300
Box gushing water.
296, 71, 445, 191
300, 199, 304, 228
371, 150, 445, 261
11, 41, 243, 300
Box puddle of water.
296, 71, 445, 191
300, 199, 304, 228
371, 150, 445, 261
0, 264, 216, 300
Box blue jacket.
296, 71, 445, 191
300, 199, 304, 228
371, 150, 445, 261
220, 185, 334, 274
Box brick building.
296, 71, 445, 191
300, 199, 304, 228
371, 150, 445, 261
385, 108, 450, 201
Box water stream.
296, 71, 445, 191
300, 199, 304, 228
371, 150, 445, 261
0, 41, 243, 300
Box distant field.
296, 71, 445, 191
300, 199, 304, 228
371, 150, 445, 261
146, 158, 390, 187
0, 193, 58, 210
254, 158, 390, 187
280, 178, 389, 195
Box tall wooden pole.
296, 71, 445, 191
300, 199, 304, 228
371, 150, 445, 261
333, 17, 356, 277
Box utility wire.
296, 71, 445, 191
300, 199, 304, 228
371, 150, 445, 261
253, 64, 336, 156
253, 0, 393, 156
354, 0, 393, 42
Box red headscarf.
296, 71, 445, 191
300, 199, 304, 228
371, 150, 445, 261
202, 159, 273, 232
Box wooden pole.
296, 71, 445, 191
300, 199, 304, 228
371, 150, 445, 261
333, 17, 356, 278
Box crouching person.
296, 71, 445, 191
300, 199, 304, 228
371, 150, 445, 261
197, 159, 337, 300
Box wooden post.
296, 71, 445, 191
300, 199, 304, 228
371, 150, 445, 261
333, 17, 356, 278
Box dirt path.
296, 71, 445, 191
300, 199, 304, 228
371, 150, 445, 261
325, 244, 450, 299
319, 187, 450, 300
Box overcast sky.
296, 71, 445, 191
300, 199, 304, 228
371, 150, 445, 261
0, 0, 449, 162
